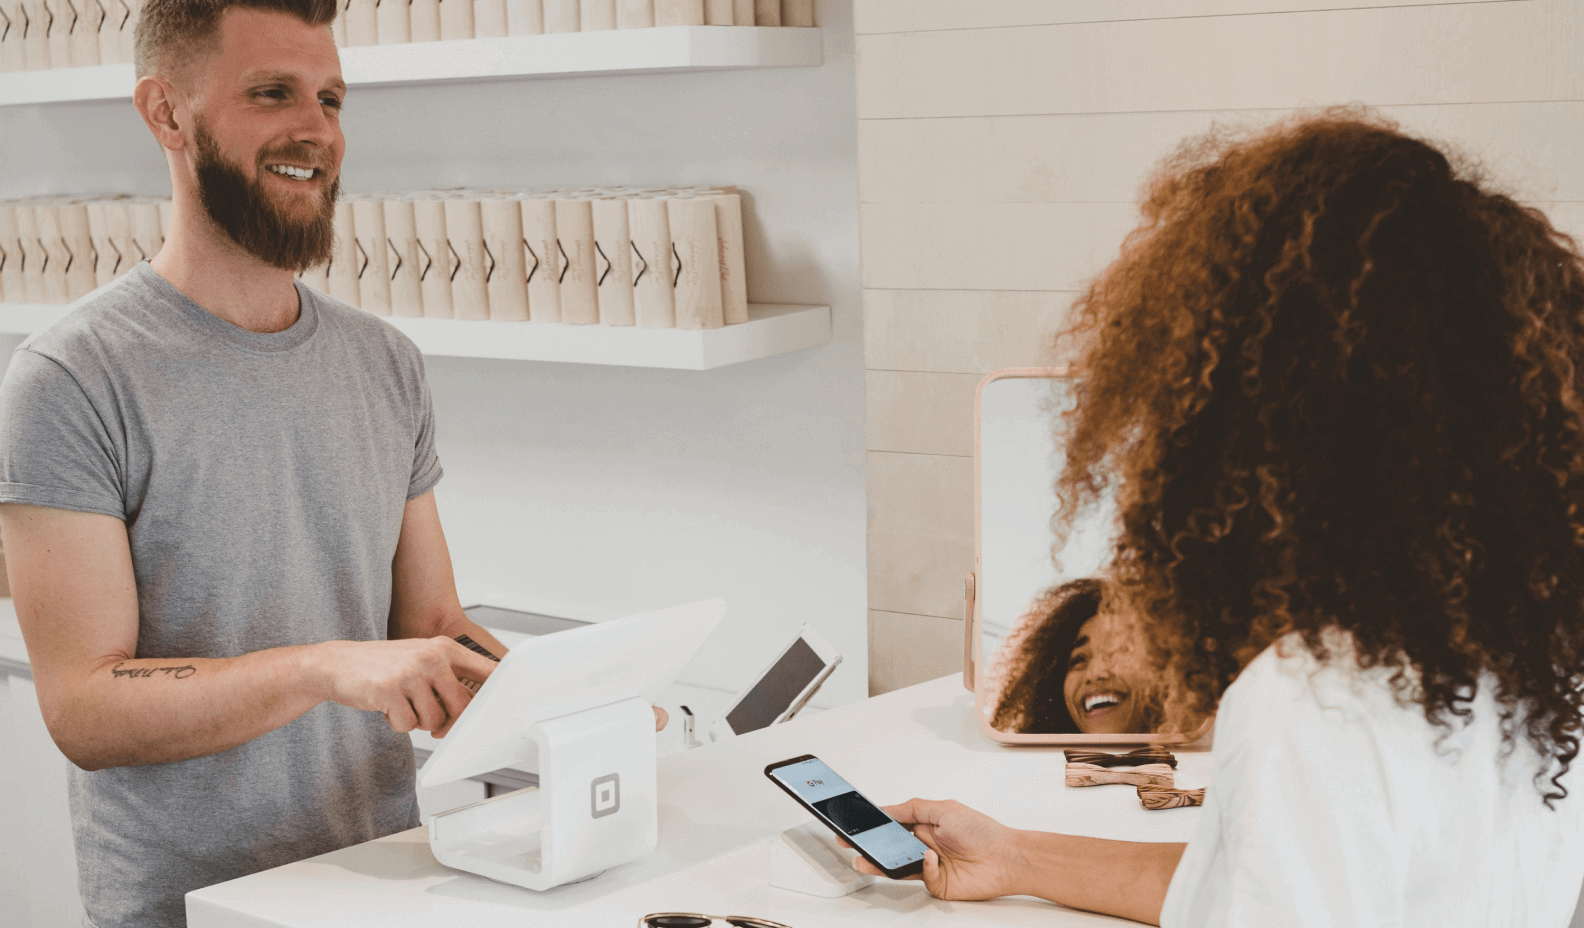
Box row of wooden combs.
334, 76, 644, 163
1064, 747, 1205, 810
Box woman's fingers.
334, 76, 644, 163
883, 797, 954, 828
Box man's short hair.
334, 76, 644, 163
135, 0, 338, 79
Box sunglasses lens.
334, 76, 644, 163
726, 920, 789, 928
645, 918, 713, 928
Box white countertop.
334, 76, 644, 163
188, 676, 1210, 927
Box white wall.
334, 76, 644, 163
0, 2, 869, 705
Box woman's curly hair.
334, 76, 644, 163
1055, 108, 1584, 803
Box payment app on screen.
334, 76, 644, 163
767, 757, 927, 874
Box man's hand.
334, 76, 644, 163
311, 637, 500, 738
849, 798, 1027, 900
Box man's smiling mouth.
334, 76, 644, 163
266, 164, 317, 180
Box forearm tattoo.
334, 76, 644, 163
109, 661, 197, 680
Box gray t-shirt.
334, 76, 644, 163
0, 263, 443, 928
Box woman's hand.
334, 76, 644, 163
850, 798, 1027, 900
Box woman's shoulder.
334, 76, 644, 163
1214, 628, 1423, 758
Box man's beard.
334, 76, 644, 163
192, 117, 339, 273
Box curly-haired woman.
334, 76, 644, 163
988, 578, 1167, 735
856, 110, 1584, 925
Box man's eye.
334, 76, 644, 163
256, 88, 287, 100
320, 96, 343, 109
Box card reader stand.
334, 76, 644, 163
769, 821, 877, 898
428, 696, 657, 891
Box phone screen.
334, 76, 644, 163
767, 757, 927, 874
726, 638, 827, 734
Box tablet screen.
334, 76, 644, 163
725, 637, 827, 734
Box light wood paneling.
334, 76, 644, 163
860, 202, 1137, 291
866, 370, 981, 457
868, 610, 963, 696
859, 102, 1584, 206
857, 2, 1582, 119
855, 0, 1499, 35
867, 450, 974, 618
863, 289, 1076, 374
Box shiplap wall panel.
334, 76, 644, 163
861, 202, 1138, 291
863, 289, 1076, 374
866, 370, 981, 456
868, 610, 963, 696
859, 102, 1584, 206
857, 0, 1580, 695
867, 451, 974, 620
857, 3, 1581, 119
855, 0, 1506, 34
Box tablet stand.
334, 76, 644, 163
428, 695, 657, 891
768, 821, 877, 897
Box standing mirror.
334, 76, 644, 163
968, 368, 1210, 745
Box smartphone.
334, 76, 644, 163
709, 625, 842, 742
764, 754, 928, 879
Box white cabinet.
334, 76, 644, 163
0, 666, 86, 928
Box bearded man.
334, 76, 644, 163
0, 1, 520, 925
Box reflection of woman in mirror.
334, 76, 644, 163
990, 579, 1162, 734
854, 109, 1584, 924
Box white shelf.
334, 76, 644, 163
390, 302, 830, 368
0, 301, 832, 370
0, 26, 822, 107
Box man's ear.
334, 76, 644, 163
133, 76, 188, 153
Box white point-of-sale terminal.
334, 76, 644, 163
418, 599, 725, 891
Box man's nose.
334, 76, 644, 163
290, 96, 337, 150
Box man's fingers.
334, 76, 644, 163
408, 690, 450, 733
446, 639, 500, 685
852, 856, 881, 876
384, 703, 418, 734
432, 674, 475, 728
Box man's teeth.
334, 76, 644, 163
1084, 693, 1123, 712
267, 165, 314, 180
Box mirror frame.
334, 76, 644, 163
967, 367, 1212, 746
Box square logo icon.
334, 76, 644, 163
591, 773, 620, 818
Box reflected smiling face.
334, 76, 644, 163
1063, 609, 1153, 734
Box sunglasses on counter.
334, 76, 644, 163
640, 915, 793, 928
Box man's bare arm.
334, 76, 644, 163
1, 503, 499, 770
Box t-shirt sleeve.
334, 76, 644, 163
406, 352, 442, 501
1161, 653, 1408, 927
0, 348, 126, 519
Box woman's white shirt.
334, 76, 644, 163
1161, 632, 1584, 928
